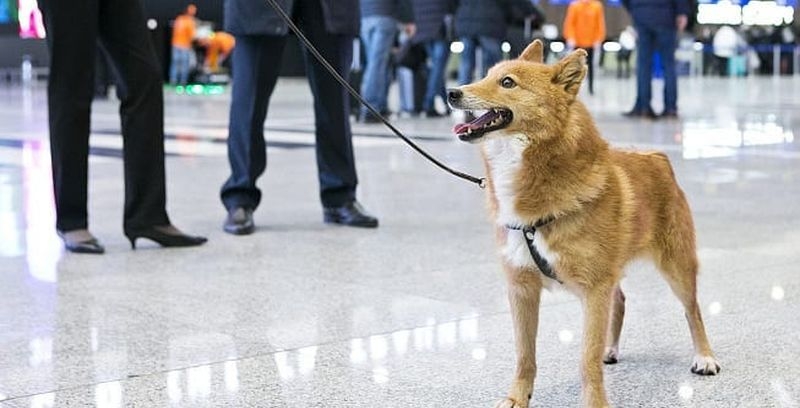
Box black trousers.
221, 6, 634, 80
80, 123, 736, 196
39, 0, 170, 231
220, 0, 358, 211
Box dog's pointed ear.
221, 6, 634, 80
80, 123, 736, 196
518, 39, 544, 63
552, 49, 587, 95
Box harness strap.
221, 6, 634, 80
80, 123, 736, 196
507, 216, 562, 283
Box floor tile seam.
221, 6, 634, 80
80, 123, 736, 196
0, 352, 288, 403
0, 312, 516, 402
143, 311, 520, 380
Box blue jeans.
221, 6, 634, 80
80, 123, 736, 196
360, 16, 397, 115
634, 25, 678, 112
458, 36, 502, 85
170, 47, 192, 85
423, 39, 449, 112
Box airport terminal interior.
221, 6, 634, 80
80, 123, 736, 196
1, 1, 800, 407
1, 72, 799, 408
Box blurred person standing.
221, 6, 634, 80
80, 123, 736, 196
712, 25, 740, 76
37, 0, 207, 253
170, 4, 197, 85
359, 0, 416, 123
621, 0, 689, 119
563, 0, 605, 94
221, 0, 379, 234
454, 0, 538, 87
410, 0, 456, 118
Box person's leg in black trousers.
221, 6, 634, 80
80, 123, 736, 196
38, 0, 98, 235
297, 0, 377, 228
39, 0, 205, 252
220, 34, 286, 235
294, 0, 358, 208
97, 0, 170, 231
220, 35, 285, 212
94, 46, 112, 99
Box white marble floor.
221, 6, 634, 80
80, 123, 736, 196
0, 74, 799, 407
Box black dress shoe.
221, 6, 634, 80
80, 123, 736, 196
622, 108, 657, 119
659, 110, 679, 119
323, 201, 378, 228
58, 230, 105, 254
124, 225, 207, 249
223, 207, 255, 235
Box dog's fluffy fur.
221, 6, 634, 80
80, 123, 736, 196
449, 41, 720, 408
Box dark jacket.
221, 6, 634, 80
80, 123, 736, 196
410, 0, 456, 43
225, 0, 360, 36
621, 0, 690, 30
361, 0, 415, 23
453, 0, 538, 40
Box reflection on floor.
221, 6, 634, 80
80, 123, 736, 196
0, 76, 798, 407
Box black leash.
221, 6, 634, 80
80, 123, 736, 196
263, 0, 485, 189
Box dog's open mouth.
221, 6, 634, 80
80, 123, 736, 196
453, 108, 513, 142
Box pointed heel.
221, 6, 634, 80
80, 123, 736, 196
127, 235, 137, 250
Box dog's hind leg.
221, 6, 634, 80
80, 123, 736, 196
579, 284, 613, 408
656, 248, 721, 376
494, 265, 543, 408
603, 284, 625, 364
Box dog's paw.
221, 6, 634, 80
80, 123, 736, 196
493, 397, 528, 408
602, 346, 619, 365
690, 355, 721, 375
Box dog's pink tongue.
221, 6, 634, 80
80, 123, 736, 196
452, 111, 498, 135
453, 123, 470, 134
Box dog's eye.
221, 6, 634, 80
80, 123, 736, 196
501, 77, 516, 89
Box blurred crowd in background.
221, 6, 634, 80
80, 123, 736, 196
81, 0, 800, 114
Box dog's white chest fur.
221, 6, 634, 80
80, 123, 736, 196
484, 137, 559, 272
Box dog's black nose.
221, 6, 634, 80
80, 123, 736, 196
447, 88, 463, 103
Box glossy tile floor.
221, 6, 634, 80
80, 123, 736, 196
1, 74, 799, 407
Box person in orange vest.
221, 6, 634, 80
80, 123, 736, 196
562, 0, 605, 94
201, 31, 236, 72
170, 4, 197, 85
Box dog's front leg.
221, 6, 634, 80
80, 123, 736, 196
495, 264, 542, 408
580, 285, 613, 408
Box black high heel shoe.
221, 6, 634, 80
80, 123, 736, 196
124, 225, 207, 249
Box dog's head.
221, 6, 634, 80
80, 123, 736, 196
448, 40, 587, 144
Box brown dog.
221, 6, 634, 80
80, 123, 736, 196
447, 40, 720, 408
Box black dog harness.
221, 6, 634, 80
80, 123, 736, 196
507, 216, 562, 283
